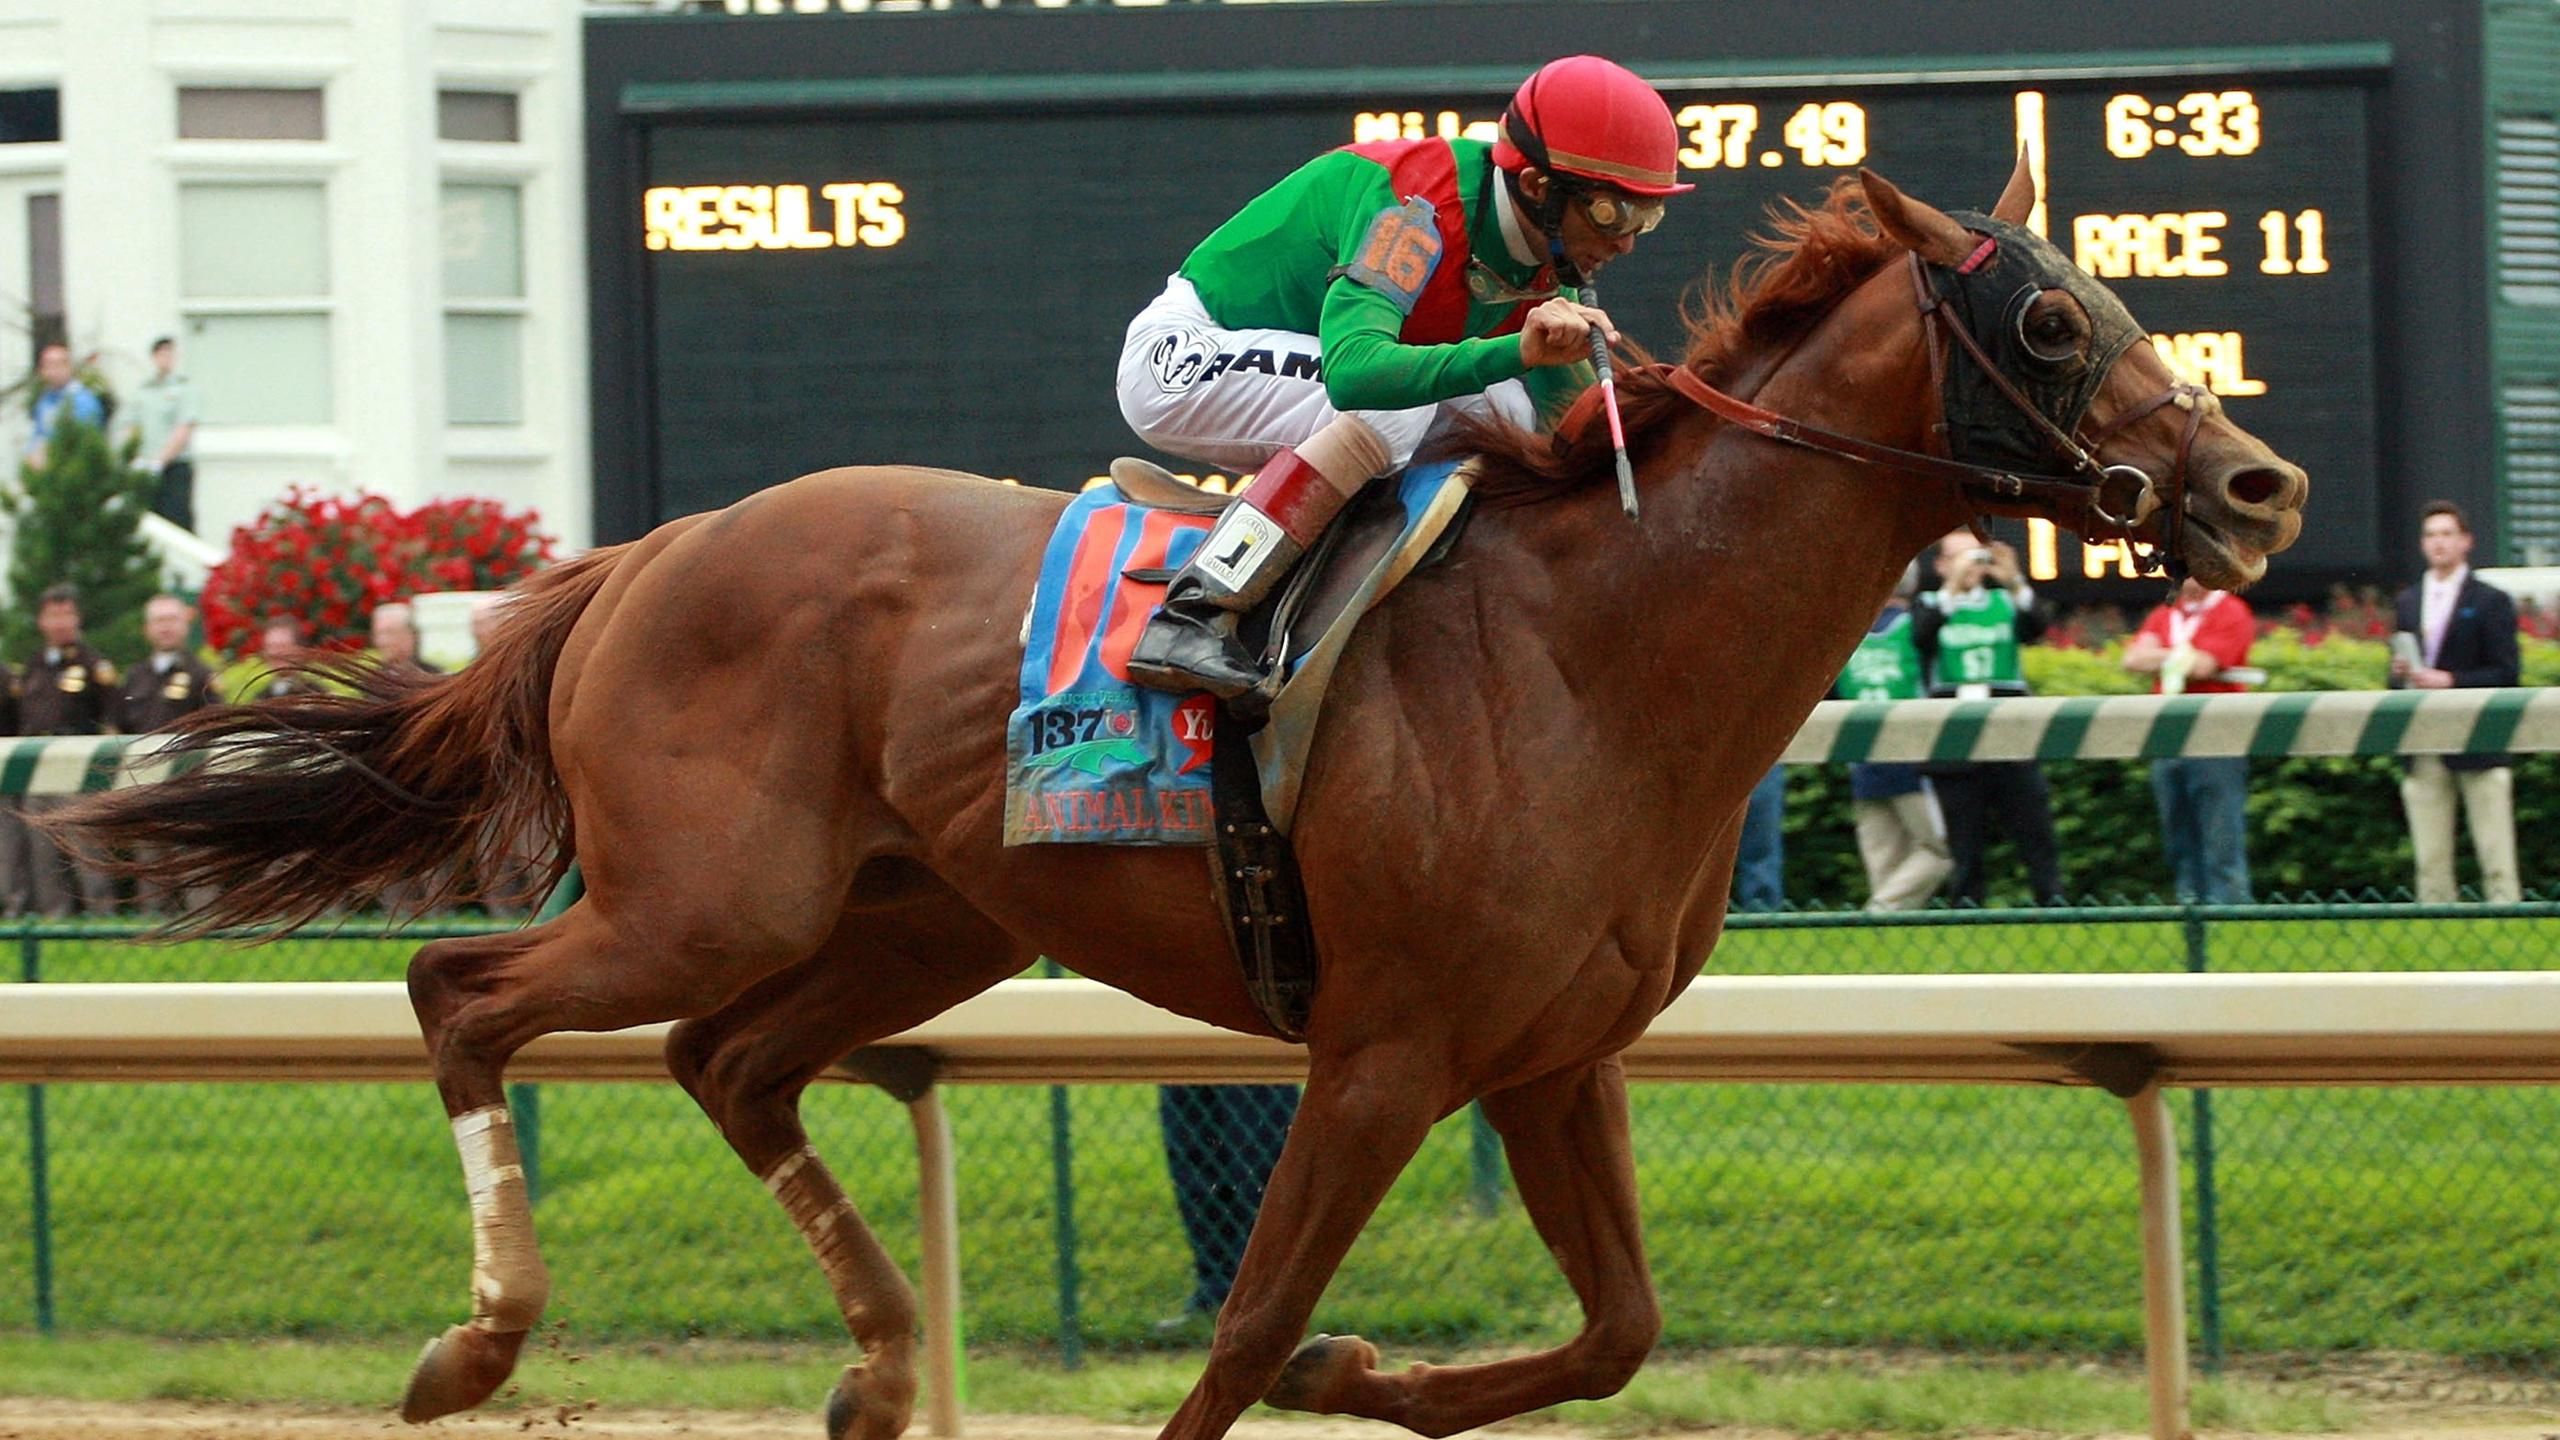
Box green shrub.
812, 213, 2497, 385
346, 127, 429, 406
0, 416, 161, 660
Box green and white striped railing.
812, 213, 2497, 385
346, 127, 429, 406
1778, 687, 2560, 765
1, 734, 185, 799
0, 688, 2549, 797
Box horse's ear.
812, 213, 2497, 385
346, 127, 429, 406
1860, 168, 1973, 267
1990, 146, 2037, 226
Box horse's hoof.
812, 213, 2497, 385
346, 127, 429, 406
824, 1379, 858, 1440
398, 1323, 527, 1423
1264, 1333, 1379, 1414
824, 1362, 917, 1440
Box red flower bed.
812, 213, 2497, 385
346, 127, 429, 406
200, 488, 558, 658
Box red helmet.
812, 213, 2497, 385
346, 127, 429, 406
1491, 56, 1694, 198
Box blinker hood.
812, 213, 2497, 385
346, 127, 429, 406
1927, 212, 2149, 478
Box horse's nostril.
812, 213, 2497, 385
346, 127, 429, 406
2227, 467, 2286, 507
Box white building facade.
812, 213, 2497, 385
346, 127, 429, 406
0, 0, 591, 557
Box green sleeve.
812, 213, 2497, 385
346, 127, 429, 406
1521, 358, 1595, 426
1317, 281, 1530, 412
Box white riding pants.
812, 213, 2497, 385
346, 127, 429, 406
1115, 275, 1535, 473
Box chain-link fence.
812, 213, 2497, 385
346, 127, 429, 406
6, 898, 2557, 1398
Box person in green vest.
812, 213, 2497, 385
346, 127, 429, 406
1912, 531, 2065, 905
1113, 55, 1691, 700
1835, 564, 1952, 910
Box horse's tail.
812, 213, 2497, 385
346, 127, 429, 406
51, 543, 633, 936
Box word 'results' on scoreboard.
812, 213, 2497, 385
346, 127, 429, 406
586, 0, 2560, 603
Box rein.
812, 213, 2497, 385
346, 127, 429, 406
1597, 250, 2211, 578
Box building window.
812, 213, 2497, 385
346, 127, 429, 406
442, 183, 524, 425
177, 87, 325, 142
438, 91, 520, 144
2497, 115, 2558, 306
180, 182, 332, 424
27, 193, 63, 349
0, 89, 60, 144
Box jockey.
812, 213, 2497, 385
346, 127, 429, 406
1117, 55, 1692, 700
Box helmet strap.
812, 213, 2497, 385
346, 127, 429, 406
1501, 100, 1586, 290
1504, 164, 1584, 291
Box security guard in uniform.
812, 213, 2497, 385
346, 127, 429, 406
113, 594, 217, 735
17, 584, 119, 915
111, 595, 218, 913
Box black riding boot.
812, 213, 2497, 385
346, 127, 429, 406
1128, 576, 1264, 700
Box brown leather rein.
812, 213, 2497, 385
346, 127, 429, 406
1602, 252, 2211, 578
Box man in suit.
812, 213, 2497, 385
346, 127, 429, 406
2390, 501, 2523, 903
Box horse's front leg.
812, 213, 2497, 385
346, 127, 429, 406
1155, 1045, 1442, 1440
1264, 1056, 1660, 1437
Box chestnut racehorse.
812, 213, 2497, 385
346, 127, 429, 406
64, 162, 2303, 1440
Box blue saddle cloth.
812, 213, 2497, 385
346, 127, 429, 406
1003, 461, 1464, 846
1004, 489, 1219, 845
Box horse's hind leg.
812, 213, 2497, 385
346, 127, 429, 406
665, 881, 1027, 1440
399, 895, 841, 1422
1263, 1057, 1659, 1437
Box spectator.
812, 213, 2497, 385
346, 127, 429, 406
112, 594, 218, 914
2389, 501, 2522, 903
1730, 766, 1786, 911
1156, 1083, 1298, 1336
125, 337, 201, 531
246, 616, 321, 701
15, 584, 119, 915
1838, 569, 1951, 911
370, 602, 442, 676
1913, 531, 2065, 906
113, 594, 216, 735
2123, 579, 2257, 903
0, 657, 25, 915
25, 343, 104, 466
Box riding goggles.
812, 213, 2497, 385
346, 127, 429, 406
1575, 187, 1667, 238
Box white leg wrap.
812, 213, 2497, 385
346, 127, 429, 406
764, 1145, 900, 1335
453, 1105, 549, 1333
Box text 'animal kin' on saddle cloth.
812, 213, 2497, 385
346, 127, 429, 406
1004, 460, 1472, 846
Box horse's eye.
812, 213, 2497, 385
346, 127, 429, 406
2022, 311, 2080, 362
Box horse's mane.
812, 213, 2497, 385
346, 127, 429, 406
1452, 177, 1905, 506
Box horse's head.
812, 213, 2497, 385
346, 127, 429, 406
1861, 159, 2308, 590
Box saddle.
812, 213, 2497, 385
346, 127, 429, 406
1004, 457, 1475, 1038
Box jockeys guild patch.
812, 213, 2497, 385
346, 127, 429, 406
1005, 488, 1221, 845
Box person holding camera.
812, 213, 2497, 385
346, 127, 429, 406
1912, 531, 2065, 906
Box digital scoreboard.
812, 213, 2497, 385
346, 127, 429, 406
630, 66, 2378, 597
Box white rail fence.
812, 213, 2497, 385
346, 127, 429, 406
10, 972, 2560, 1440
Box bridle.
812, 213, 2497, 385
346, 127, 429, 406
1632, 231, 2212, 579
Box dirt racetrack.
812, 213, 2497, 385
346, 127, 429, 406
3, 1401, 2558, 1440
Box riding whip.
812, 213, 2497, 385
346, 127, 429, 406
1580, 282, 1640, 520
